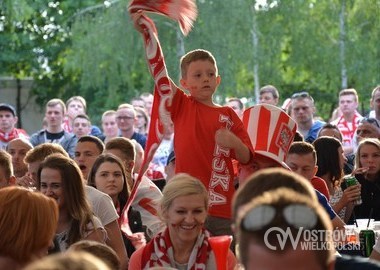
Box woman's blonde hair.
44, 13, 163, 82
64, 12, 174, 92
160, 173, 208, 221
355, 138, 380, 170
0, 186, 58, 264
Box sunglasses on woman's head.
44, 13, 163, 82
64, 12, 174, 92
360, 117, 380, 128
241, 203, 318, 231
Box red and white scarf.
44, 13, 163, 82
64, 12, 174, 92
141, 228, 211, 270
121, 0, 197, 236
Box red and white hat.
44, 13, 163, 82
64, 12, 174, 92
243, 104, 297, 169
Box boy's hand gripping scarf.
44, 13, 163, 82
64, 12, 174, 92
121, 0, 197, 236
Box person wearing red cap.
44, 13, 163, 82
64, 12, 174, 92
0, 103, 28, 150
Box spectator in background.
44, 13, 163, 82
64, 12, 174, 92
313, 136, 359, 222
100, 110, 119, 144
353, 117, 380, 150
148, 122, 174, 183
286, 141, 330, 200
87, 154, 146, 257
0, 103, 29, 150
116, 103, 147, 149
331, 89, 362, 155
30, 99, 77, 158
105, 137, 164, 237
318, 123, 355, 175
72, 114, 92, 139
6, 138, 33, 178
290, 91, 325, 143
140, 92, 154, 115
368, 85, 380, 125
134, 107, 149, 136
63, 96, 102, 137
164, 150, 176, 183
225, 97, 245, 118
259, 85, 279, 106
0, 150, 16, 188
130, 96, 146, 110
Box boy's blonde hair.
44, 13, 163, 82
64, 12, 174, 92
180, 49, 218, 78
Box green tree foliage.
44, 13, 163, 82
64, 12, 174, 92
1, 0, 379, 123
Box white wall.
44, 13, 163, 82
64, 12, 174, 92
0, 77, 44, 135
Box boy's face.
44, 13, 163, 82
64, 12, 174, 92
285, 153, 317, 181
180, 60, 221, 103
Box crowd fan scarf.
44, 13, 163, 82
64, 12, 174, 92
0, 128, 28, 143
121, 0, 197, 236
140, 228, 211, 269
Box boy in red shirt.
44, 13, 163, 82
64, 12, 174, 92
132, 13, 252, 236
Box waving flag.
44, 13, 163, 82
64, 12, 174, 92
121, 0, 197, 236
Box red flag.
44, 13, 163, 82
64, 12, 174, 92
121, 0, 197, 236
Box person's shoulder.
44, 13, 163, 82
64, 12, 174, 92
128, 243, 144, 269
336, 255, 380, 269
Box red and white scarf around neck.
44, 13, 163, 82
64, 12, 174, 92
141, 228, 211, 270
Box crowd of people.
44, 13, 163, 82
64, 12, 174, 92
1, 4, 380, 270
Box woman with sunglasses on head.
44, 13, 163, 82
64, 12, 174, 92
313, 136, 361, 223
37, 153, 106, 251
129, 173, 237, 270
87, 153, 145, 257
352, 138, 380, 221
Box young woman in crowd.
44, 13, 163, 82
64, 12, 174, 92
353, 138, 380, 220
134, 107, 149, 136
37, 153, 106, 251
313, 136, 361, 222
128, 173, 237, 269
0, 186, 58, 269
87, 153, 145, 256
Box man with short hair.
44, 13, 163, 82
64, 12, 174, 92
116, 103, 146, 149
287, 142, 330, 198
331, 89, 362, 154
72, 114, 92, 139
0, 103, 28, 150
291, 92, 325, 143
225, 97, 244, 118
30, 99, 77, 158
6, 138, 33, 178
74, 135, 105, 180
140, 92, 153, 115
259, 85, 279, 106
0, 150, 16, 188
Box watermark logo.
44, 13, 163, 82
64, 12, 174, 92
263, 227, 360, 251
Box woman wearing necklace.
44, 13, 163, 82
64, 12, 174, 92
351, 138, 380, 221
129, 173, 237, 270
